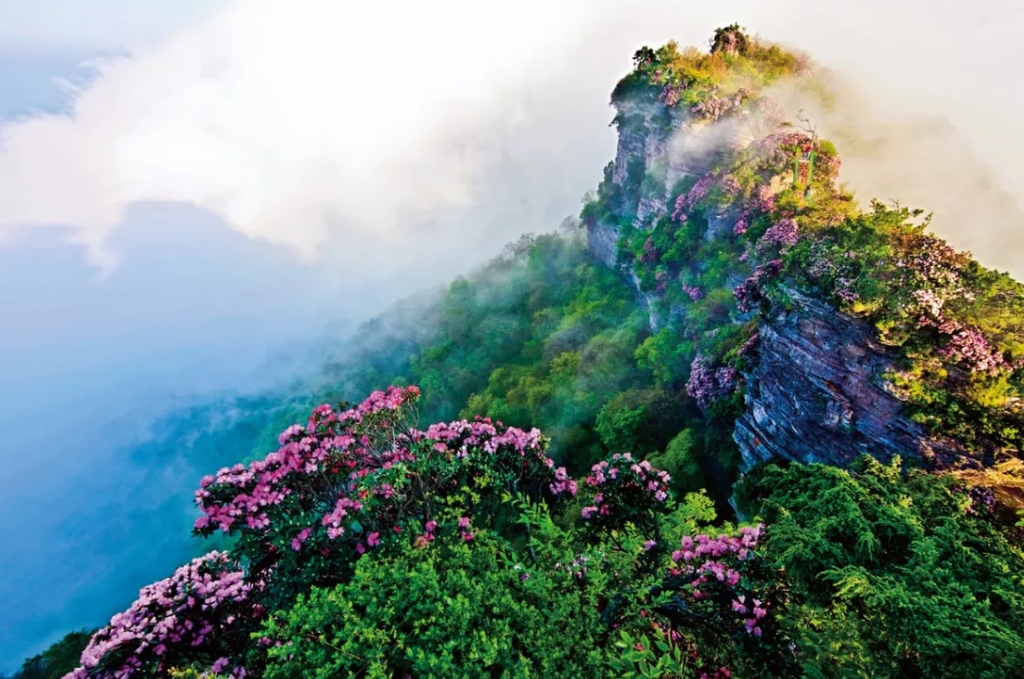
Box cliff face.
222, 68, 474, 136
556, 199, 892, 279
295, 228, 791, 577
585, 93, 961, 471
734, 287, 964, 469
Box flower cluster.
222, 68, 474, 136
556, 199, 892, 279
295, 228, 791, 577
718, 174, 742, 197
660, 84, 684, 107
686, 356, 738, 413
581, 454, 671, 528
667, 525, 771, 637
641, 236, 659, 264
194, 386, 421, 539
951, 484, 997, 516
413, 519, 439, 549
63, 552, 254, 679
905, 285, 1005, 377
751, 184, 776, 214
879, 233, 1010, 375
549, 466, 579, 497
938, 324, 1006, 374
734, 260, 783, 313
757, 130, 811, 157
682, 175, 716, 213
655, 269, 670, 294
417, 416, 551, 480
814, 150, 841, 181
757, 218, 799, 254
670, 194, 689, 222
910, 293, 1004, 375
803, 243, 866, 307
682, 284, 705, 301
750, 130, 813, 181
690, 89, 750, 121
322, 497, 363, 540
895, 233, 970, 293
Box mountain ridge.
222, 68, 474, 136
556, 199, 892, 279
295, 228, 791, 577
10, 24, 1024, 679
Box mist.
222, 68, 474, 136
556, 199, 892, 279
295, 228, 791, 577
1, 0, 1023, 672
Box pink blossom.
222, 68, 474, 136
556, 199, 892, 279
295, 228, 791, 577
63, 552, 253, 679
682, 284, 704, 301
686, 356, 738, 413
757, 218, 799, 254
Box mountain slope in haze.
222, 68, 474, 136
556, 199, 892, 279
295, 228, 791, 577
12, 25, 1024, 679
585, 25, 1024, 494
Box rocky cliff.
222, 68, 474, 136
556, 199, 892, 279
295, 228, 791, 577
583, 41, 985, 472
733, 286, 964, 469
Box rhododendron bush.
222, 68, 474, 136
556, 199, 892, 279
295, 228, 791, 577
65, 552, 255, 679
608, 523, 791, 678
63, 387, 783, 678
191, 386, 569, 601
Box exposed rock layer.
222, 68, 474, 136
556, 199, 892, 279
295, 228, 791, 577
734, 287, 963, 468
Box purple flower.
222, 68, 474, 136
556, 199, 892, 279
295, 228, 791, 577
757, 218, 799, 254
686, 356, 738, 413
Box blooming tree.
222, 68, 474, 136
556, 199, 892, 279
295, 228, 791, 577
68, 387, 584, 677
756, 218, 799, 255
579, 453, 671, 531
63, 552, 256, 679
733, 260, 783, 314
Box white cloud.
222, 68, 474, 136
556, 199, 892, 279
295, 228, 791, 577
0, 0, 226, 53
0, 0, 601, 268
1, 0, 1023, 275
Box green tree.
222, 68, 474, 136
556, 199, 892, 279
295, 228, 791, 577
736, 456, 1024, 679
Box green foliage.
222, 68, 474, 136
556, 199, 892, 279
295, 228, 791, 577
613, 27, 805, 108
254, 485, 777, 679
634, 328, 690, 385
595, 388, 688, 457
648, 429, 703, 494
9, 630, 94, 679
736, 456, 1024, 678
259, 532, 607, 679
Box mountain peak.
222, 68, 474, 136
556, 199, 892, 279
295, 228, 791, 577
585, 26, 1024, 491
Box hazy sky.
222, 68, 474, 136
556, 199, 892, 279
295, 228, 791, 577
1, 0, 1022, 672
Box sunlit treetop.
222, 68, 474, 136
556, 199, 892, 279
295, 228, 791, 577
611, 24, 809, 107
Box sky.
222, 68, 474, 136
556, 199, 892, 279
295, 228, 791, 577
1, 0, 1022, 672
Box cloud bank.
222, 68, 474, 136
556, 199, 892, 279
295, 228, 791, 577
2, 0, 1022, 277
0, 0, 599, 270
